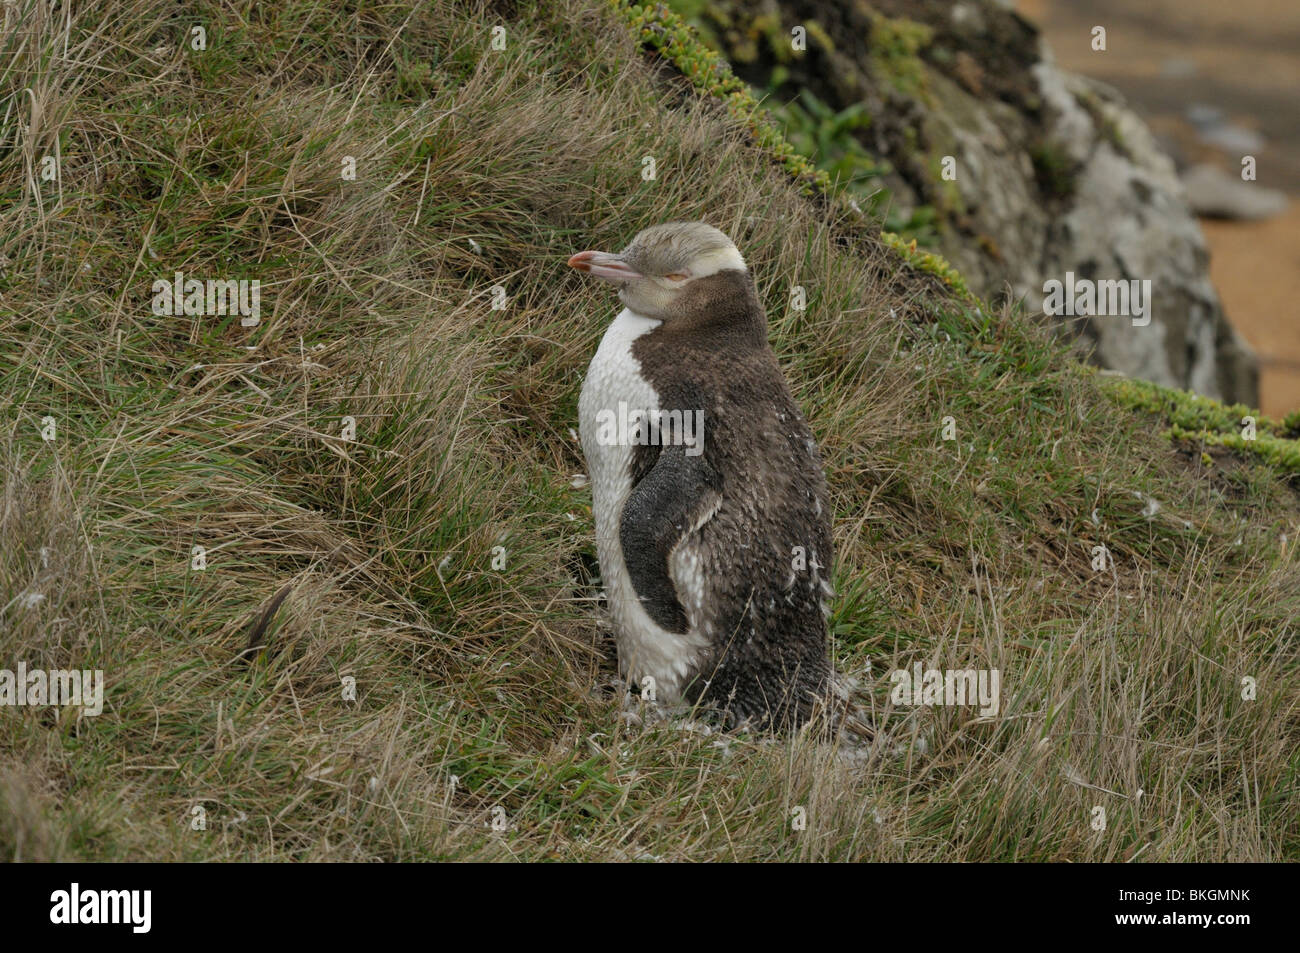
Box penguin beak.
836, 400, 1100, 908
567, 251, 642, 283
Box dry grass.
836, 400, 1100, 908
0, 0, 1297, 861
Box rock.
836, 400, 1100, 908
1181, 163, 1289, 221
692, 0, 1260, 405
1161, 58, 1198, 79
1185, 104, 1266, 154
1027, 65, 1258, 403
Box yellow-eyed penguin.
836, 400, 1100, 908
570, 222, 838, 730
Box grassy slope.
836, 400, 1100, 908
0, 0, 1297, 861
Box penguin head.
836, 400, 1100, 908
567, 221, 747, 322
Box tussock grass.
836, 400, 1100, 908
0, 0, 1297, 861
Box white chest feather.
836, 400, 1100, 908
578, 308, 711, 700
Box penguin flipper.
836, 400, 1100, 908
619, 443, 719, 634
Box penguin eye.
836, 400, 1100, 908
665, 272, 689, 282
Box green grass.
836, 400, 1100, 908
1, 0, 1298, 861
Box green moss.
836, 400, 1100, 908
1100, 375, 1282, 434
613, 1, 830, 195
1170, 426, 1300, 476
1029, 141, 1077, 199
1073, 89, 1130, 160
804, 20, 835, 54
880, 230, 970, 298
1282, 409, 1300, 437
1098, 374, 1300, 478
867, 13, 934, 98
927, 151, 965, 215
749, 12, 789, 63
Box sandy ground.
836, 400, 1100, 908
1018, 0, 1300, 415
1202, 208, 1300, 415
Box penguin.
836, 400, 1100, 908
570, 222, 840, 731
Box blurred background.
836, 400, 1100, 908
668, 0, 1298, 414
1021, 0, 1300, 415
